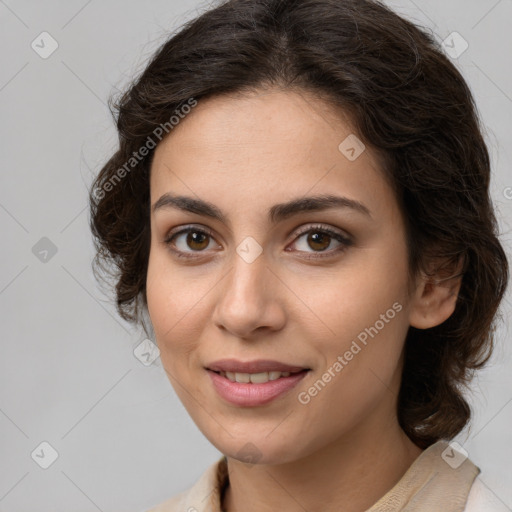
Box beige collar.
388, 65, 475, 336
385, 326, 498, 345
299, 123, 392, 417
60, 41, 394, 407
366, 440, 480, 511
168, 440, 479, 512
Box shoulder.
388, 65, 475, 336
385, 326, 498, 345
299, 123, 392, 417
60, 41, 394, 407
463, 475, 511, 512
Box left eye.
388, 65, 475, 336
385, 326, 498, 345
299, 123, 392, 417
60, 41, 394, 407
164, 224, 352, 259
288, 225, 353, 258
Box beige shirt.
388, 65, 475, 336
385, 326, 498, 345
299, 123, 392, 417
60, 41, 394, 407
147, 440, 506, 511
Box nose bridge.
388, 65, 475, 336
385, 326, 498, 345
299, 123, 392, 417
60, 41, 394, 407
213, 236, 284, 336
224, 238, 271, 306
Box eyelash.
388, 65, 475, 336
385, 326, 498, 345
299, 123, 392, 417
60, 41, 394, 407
163, 223, 353, 261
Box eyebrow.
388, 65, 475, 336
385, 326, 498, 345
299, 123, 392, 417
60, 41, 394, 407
152, 193, 372, 224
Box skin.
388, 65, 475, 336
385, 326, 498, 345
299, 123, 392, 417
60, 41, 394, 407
146, 88, 462, 512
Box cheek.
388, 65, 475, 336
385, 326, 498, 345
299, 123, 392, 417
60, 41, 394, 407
145, 250, 206, 359
294, 295, 409, 437
293, 234, 411, 396
293, 244, 409, 347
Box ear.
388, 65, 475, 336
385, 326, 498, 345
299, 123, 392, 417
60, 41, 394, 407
408, 256, 465, 330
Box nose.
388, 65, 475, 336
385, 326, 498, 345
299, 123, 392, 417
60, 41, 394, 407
211, 246, 286, 339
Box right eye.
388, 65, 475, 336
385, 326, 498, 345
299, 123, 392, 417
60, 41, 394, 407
164, 225, 220, 259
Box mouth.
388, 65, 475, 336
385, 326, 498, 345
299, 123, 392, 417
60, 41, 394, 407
206, 368, 310, 406
207, 368, 309, 384
206, 358, 310, 373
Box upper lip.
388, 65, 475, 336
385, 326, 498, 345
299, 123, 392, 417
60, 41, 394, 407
206, 359, 309, 373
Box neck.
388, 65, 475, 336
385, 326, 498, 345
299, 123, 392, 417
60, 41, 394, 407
222, 420, 423, 512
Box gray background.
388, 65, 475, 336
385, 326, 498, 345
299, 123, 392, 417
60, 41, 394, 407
1, 0, 511, 510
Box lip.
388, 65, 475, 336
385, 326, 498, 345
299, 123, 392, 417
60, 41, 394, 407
206, 358, 309, 373
207, 368, 309, 406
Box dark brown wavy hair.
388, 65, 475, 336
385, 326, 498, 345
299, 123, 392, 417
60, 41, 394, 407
89, 0, 509, 449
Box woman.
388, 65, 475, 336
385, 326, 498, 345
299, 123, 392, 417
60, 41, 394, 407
89, 0, 510, 510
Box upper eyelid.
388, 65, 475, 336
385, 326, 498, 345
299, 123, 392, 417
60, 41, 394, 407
293, 223, 351, 240
165, 224, 216, 242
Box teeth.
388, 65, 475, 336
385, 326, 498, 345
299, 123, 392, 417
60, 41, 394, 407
235, 372, 250, 383
220, 370, 295, 383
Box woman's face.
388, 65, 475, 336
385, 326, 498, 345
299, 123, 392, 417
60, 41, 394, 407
146, 88, 418, 464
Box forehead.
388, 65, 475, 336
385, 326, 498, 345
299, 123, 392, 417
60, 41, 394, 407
153, 88, 362, 161
149, 89, 397, 224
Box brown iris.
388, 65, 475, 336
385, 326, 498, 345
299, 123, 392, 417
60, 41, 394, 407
187, 231, 210, 250
307, 232, 331, 251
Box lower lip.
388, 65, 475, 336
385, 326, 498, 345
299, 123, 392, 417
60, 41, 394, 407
206, 369, 309, 406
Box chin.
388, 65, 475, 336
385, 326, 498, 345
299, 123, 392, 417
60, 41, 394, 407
202, 428, 310, 466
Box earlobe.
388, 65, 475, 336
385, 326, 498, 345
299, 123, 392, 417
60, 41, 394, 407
408, 262, 464, 330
